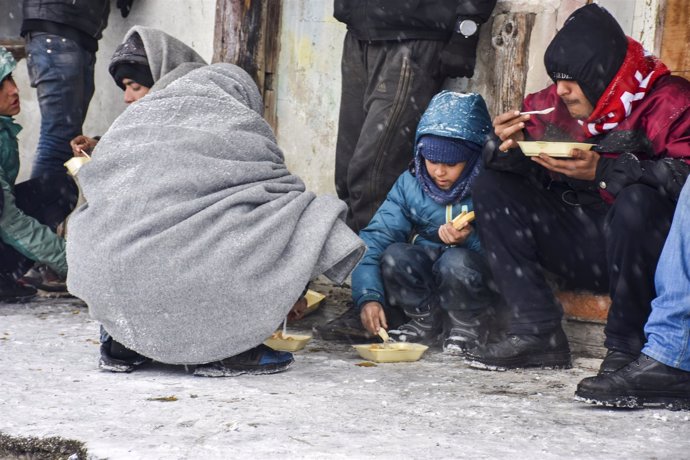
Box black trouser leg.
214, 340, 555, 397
473, 170, 609, 335
603, 184, 674, 354
335, 33, 444, 232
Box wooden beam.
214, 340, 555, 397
488, 12, 536, 116
212, 0, 281, 130
660, 0, 690, 80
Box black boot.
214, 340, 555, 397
443, 310, 490, 356
0, 273, 37, 303
99, 335, 151, 373
313, 306, 374, 343
388, 304, 443, 346
575, 354, 690, 410
466, 327, 571, 371
599, 349, 638, 375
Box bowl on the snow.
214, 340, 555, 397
353, 342, 428, 363
517, 141, 594, 158
264, 332, 312, 352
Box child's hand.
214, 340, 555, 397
360, 301, 387, 335
438, 221, 473, 245
287, 296, 308, 321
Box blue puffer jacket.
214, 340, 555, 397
351, 92, 492, 309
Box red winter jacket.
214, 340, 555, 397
485, 75, 690, 203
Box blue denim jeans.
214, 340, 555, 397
26, 32, 96, 177
642, 181, 690, 371
380, 243, 496, 315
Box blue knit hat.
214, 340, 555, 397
417, 134, 478, 164
0, 47, 17, 82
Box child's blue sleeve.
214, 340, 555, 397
351, 176, 414, 309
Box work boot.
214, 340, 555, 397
466, 327, 571, 371
388, 304, 442, 346
575, 354, 690, 410
599, 349, 638, 375
0, 273, 37, 303
194, 344, 294, 377
443, 309, 490, 356
313, 306, 373, 343
99, 336, 151, 373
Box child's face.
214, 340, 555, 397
424, 159, 466, 190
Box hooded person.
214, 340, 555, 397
65, 61, 366, 376
467, 4, 690, 374
0, 46, 76, 302
346, 91, 498, 354
70, 26, 206, 156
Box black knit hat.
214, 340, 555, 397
109, 32, 153, 90
544, 4, 628, 106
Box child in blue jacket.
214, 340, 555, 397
351, 91, 497, 353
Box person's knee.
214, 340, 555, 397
609, 185, 673, 236
435, 250, 483, 285
381, 243, 410, 271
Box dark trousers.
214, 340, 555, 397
380, 243, 497, 316
473, 169, 675, 354
335, 33, 445, 232
0, 173, 77, 276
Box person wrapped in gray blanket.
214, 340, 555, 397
66, 60, 365, 376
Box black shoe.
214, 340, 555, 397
0, 273, 37, 303
466, 327, 572, 371
388, 304, 442, 346
193, 344, 294, 377
443, 310, 489, 356
313, 307, 373, 342
575, 354, 690, 410
599, 349, 638, 375
99, 337, 151, 373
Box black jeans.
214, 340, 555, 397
380, 243, 497, 316
335, 33, 445, 232
0, 173, 77, 276
473, 169, 674, 354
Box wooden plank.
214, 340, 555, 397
488, 12, 536, 116
660, 0, 690, 79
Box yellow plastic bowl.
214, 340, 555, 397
517, 141, 593, 158
304, 289, 326, 316
264, 333, 312, 352
353, 342, 429, 363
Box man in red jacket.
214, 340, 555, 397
466, 4, 690, 371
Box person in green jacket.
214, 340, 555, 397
0, 47, 76, 302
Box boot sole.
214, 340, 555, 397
574, 391, 690, 411
466, 351, 572, 371
193, 358, 294, 377
0, 294, 37, 303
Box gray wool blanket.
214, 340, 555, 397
66, 63, 365, 364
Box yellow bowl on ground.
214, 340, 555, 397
304, 289, 326, 316
517, 141, 594, 158
264, 332, 312, 352
353, 342, 429, 363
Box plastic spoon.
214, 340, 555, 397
377, 328, 394, 346
520, 107, 555, 115
281, 316, 288, 339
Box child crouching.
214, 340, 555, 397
351, 91, 498, 354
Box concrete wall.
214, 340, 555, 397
14, 0, 216, 181
13, 0, 661, 192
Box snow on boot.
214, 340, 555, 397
388, 304, 442, 345
443, 309, 489, 356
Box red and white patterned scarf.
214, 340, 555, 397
581, 38, 670, 137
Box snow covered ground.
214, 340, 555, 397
1, 283, 688, 459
